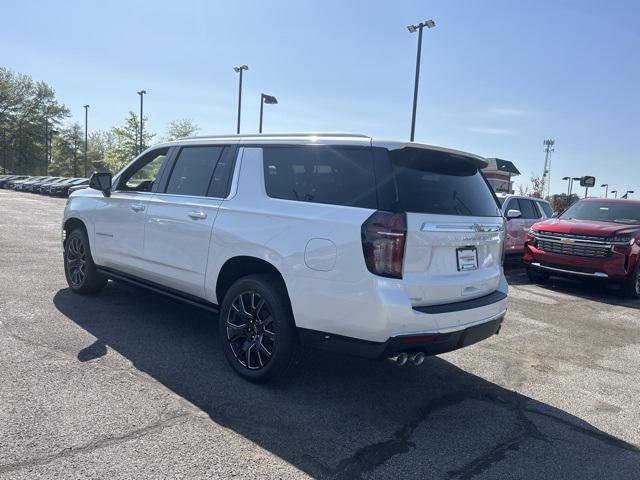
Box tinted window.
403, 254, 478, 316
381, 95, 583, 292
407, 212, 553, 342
561, 201, 640, 225
263, 146, 377, 208
389, 148, 500, 217
207, 147, 236, 198
166, 146, 223, 197
504, 198, 519, 212
537, 201, 553, 217
517, 199, 540, 219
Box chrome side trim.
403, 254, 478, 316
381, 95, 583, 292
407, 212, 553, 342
531, 262, 609, 278
393, 309, 507, 337
421, 223, 504, 233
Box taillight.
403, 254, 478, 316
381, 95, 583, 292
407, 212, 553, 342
361, 211, 407, 278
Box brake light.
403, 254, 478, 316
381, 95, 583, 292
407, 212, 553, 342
361, 211, 407, 278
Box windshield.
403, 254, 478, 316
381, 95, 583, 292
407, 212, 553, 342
561, 201, 640, 224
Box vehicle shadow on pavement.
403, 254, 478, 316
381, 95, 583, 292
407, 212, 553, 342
505, 264, 640, 309
53, 283, 640, 480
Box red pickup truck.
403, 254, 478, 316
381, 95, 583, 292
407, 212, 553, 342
523, 198, 640, 298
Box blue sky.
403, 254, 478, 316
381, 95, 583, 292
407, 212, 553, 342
2, 0, 639, 195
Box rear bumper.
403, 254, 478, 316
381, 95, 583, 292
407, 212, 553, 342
299, 314, 504, 359
523, 243, 636, 281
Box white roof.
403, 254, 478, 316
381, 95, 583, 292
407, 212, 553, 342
159, 133, 488, 168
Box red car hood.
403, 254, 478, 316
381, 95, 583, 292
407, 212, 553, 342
532, 218, 639, 237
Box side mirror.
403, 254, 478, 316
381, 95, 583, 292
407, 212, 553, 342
89, 172, 112, 197
505, 209, 522, 220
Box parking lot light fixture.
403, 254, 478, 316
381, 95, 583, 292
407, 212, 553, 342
624, 190, 635, 198
600, 184, 609, 198
136, 91, 146, 154
407, 19, 436, 142
562, 176, 572, 196
611, 190, 618, 198
259, 94, 278, 134
83, 105, 89, 177
233, 65, 249, 134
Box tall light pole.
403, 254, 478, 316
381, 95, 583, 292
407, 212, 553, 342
259, 94, 278, 133
623, 190, 635, 199
137, 90, 146, 154
1, 127, 6, 174
600, 183, 609, 198
542, 139, 555, 198
233, 65, 248, 134
611, 190, 618, 198
407, 19, 435, 142
562, 176, 572, 196
83, 105, 89, 177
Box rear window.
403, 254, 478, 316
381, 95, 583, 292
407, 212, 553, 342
386, 148, 501, 217
262, 146, 377, 208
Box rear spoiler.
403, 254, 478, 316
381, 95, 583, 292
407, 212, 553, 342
384, 143, 489, 169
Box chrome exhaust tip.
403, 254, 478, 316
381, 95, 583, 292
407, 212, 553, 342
410, 352, 425, 366
390, 352, 409, 366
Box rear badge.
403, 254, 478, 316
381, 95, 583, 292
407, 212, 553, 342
457, 246, 478, 271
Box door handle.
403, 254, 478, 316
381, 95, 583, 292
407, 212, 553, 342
188, 210, 207, 220
130, 203, 146, 212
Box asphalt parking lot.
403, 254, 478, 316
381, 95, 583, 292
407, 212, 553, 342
1, 189, 639, 480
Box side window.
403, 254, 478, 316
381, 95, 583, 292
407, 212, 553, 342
165, 146, 223, 197
505, 198, 519, 213
518, 199, 540, 219
537, 201, 553, 217
207, 147, 237, 198
262, 146, 377, 208
119, 149, 169, 192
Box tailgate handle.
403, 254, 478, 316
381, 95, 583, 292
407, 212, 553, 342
422, 223, 503, 233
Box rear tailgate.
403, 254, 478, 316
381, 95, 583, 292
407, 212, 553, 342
376, 146, 504, 323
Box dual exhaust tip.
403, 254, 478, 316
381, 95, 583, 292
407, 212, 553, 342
389, 352, 425, 367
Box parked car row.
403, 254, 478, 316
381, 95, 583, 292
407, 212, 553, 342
0, 175, 89, 197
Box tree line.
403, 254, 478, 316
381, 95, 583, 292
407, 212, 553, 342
0, 67, 199, 177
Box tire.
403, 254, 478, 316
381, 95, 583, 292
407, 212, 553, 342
219, 274, 297, 383
64, 228, 107, 294
620, 263, 640, 299
526, 266, 550, 284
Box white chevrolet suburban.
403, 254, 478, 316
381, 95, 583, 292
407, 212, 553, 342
62, 133, 508, 382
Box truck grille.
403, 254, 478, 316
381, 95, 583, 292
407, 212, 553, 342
535, 232, 612, 258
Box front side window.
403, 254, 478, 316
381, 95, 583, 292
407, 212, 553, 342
263, 146, 377, 208
119, 149, 169, 192
165, 146, 224, 197
517, 199, 540, 219
537, 201, 553, 217
388, 148, 501, 217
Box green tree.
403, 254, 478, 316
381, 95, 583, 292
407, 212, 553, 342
164, 118, 199, 141
104, 112, 155, 173
0, 67, 69, 174
49, 123, 84, 177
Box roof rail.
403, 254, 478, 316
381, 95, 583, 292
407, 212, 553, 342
180, 132, 371, 141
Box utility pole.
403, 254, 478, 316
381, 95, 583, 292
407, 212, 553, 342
542, 139, 555, 198
84, 105, 89, 177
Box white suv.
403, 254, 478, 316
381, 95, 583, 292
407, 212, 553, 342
62, 133, 508, 382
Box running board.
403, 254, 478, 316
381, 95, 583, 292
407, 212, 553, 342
97, 267, 220, 313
